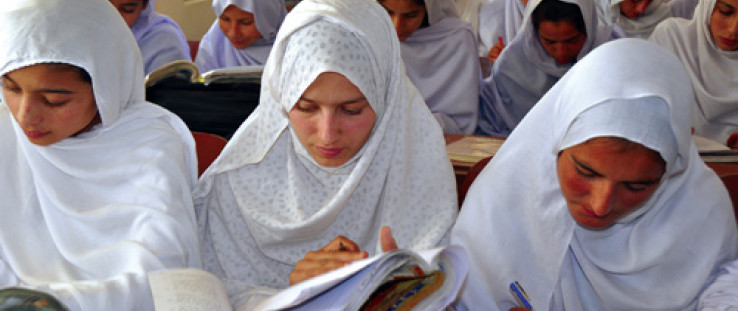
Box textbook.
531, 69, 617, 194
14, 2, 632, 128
148, 246, 468, 311
446, 135, 505, 164
144, 60, 263, 87
694, 135, 738, 162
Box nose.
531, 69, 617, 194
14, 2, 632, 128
227, 23, 240, 39
391, 16, 403, 37
635, 1, 649, 15
551, 43, 570, 63
588, 181, 614, 217
317, 111, 340, 145
729, 16, 738, 36
17, 95, 42, 128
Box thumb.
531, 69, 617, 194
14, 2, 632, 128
380, 226, 398, 252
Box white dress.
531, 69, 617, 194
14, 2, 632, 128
453, 38, 738, 310
194, 0, 459, 309
0, 0, 201, 310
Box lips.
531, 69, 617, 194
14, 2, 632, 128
24, 130, 49, 139
720, 37, 738, 48
315, 146, 343, 158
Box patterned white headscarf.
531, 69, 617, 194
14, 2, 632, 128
194, 0, 287, 72
453, 38, 738, 310
0, 0, 200, 309
194, 0, 457, 308
650, 0, 738, 145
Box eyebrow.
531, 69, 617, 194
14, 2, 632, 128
571, 155, 603, 177
299, 95, 367, 105
2, 75, 76, 94
717, 0, 736, 9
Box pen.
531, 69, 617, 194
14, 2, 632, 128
509, 281, 533, 310
498, 36, 504, 46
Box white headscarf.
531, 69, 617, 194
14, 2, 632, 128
194, 0, 287, 72
598, 0, 673, 38
477, 0, 616, 136
130, 0, 191, 74
650, 0, 738, 145
399, 0, 480, 134
194, 0, 458, 308
452, 38, 738, 310
478, 0, 526, 55
0, 0, 200, 310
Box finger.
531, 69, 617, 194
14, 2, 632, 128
321, 236, 361, 252
303, 250, 369, 262
380, 226, 398, 252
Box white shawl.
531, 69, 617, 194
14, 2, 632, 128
194, 0, 286, 72
0, 0, 201, 310
477, 0, 526, 56
130, 0, 191, 74
194, 0, 458, 309
598, 0, 698, 38
452, 38, 738, 310
650, 0, 738, 145
477, 0, 617, 136
400, 0, 480, 134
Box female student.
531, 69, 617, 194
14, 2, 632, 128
0, 0, 201, 309
597, 0, 698, 38
378, 0, 480, 134
649, 0, 738, 148
194, 0, 287, 72
476, 0, 617, 137
110, 0, 191, 74
194, 0, 458, 309
452, 39, 738, 310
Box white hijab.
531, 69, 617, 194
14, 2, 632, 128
130, 0, 191, 74
599, 0, 673, 38
453, 38, 738, 310
477, 0, 616, 136
478, 0, 526, 55
0, 0, 200, 310
195, 0, 457, 308
650, 0, 738, 145
194, 0, 286, 72
399, 0, 480, 134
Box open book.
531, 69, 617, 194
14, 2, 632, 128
144, 60, 263, 87
148, 245, 468, 311
694, 135, 738, 162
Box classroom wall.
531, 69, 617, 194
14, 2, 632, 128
156, 0, 216, 41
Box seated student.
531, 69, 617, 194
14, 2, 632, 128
476, 0, 617, 137
110, 0, 191, 74
194, 0, 287, 73
194, 0, 458, 309
597, 0, 698, 38
378, 0, 480, 134
452, 39, 738, 310
650, 0, 738, 149
0, 0, 201, 310
478, 0, 528, 74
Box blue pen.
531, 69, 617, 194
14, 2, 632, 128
509, 281, 533, 310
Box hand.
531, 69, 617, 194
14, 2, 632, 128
487, 40, 505, 63
289, 236, 368, 285
727, 133, 738, 149
380, 226, 398, 252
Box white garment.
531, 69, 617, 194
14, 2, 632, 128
477, 0, 617, 137
194, 0, 286, 72
477, 0, 526, 56
130, 0, 191, 74
452, 38, 738, 310
702, 259, 738, 310
596, 0, 694, 38
650, 0, 738, 146
194, 0, 458, 309
455, 0, 484, 34
400, 0, 480, 134
0, 0, 201, 310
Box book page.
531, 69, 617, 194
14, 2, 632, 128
148, 268, 232, 311
446, 136, 505, 164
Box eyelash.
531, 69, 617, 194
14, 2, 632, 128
575, 167, 596, 179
